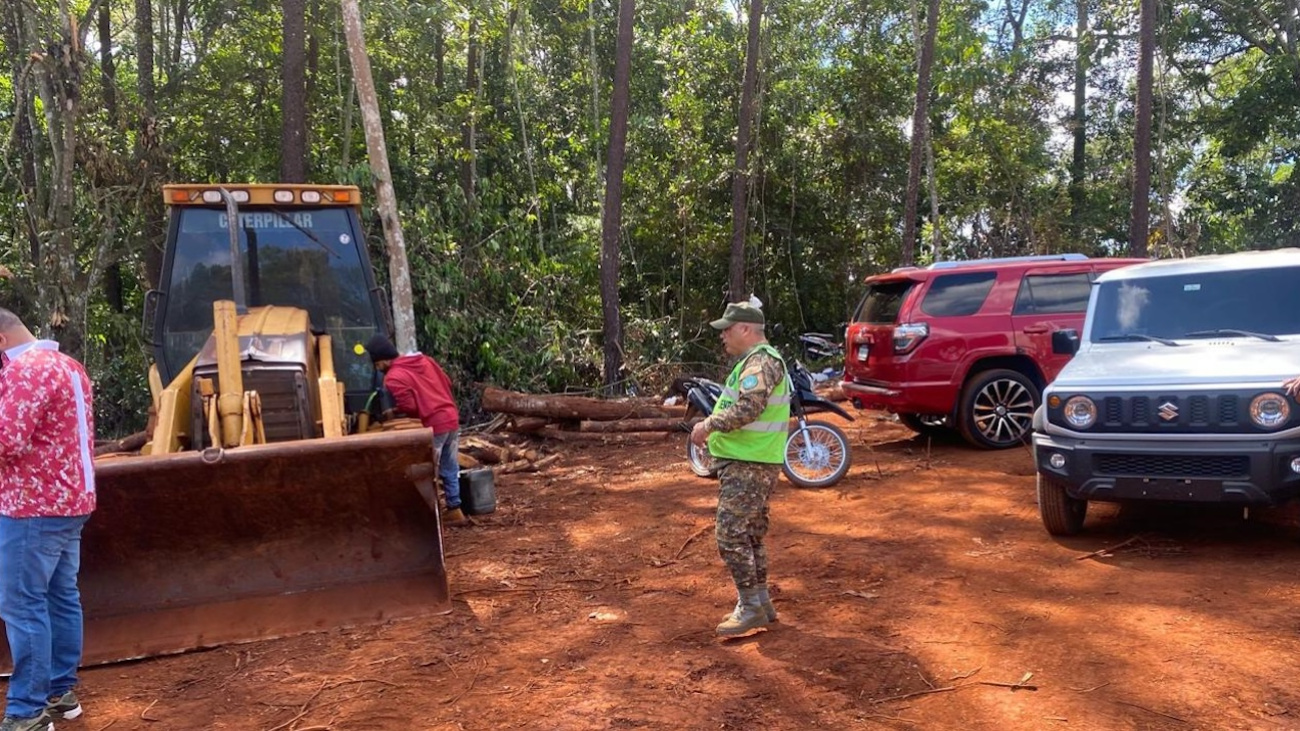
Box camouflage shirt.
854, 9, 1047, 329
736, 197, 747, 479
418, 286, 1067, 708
701, 346, 786, 434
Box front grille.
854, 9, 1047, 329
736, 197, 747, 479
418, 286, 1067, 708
1050, 390, 1273, 434
1218, 396, 1239, 425
1093, 453, 1250, 479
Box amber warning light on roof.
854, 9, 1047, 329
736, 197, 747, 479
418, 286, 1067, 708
163, 184, 358, 206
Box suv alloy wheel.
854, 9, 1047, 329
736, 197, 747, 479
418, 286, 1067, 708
958, 369, 1038, 449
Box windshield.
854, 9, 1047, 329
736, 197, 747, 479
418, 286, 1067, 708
159, 206, 380, 394
854, 280, 916, 324
1090, 265, 1300, 342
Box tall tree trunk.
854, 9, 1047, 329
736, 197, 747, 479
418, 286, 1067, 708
136, 0, 164, 286
341, 0, 417, 353
280, 0, 308, 182
1069, 0, 1088, 233
461, 11, 479, 207
600, 0, 634, 390
588, 0, 602, 193
505, 4, 542, 252
171, 0, 186, 65
24, 0, 112, 359
99, 0, 117, 122
434, 17, 444, 91
1130, 0, 1154, 257
902, 0, 940, 267
4, 2, 41, 268
728, 0, 763, 301
99, 0, 124, 312
306, 0, 318, 99
137, 0, 154, 117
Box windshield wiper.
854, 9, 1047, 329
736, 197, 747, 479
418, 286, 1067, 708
266, 208, 339, 259
1183, 328, 1281, 342
1097, 333, 1181, 347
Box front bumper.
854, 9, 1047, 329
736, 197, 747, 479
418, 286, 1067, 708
1033, 432, 1300, 505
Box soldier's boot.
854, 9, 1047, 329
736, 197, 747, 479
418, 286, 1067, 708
756, 585, 778, 623
716, 589, 770, 637
720, 585, 777, 623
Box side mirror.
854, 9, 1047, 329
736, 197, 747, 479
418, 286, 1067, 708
141, 289, 164, 347
1052, 329, 1080, 355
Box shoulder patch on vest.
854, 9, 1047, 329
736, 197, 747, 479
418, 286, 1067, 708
740, 374, 759, 390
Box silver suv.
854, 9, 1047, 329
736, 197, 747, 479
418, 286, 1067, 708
1032, 249, 1300, 535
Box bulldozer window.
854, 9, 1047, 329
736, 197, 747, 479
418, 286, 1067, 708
160, 207, 380, 394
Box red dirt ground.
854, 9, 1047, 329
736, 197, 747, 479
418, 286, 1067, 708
63, 415, 1300, 730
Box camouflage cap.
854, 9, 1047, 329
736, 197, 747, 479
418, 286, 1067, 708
709, 301, 765, 329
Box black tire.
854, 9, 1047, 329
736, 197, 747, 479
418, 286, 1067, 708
783, 421, 852, 488
957, 368, 1039, 449
897, 413, 951, 436
686, 438, 719, 478
1038, 473, 1087, 535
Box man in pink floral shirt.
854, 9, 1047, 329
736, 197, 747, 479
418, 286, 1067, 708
0, 308, 96, 731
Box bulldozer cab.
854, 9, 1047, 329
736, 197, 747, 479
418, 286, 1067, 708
0, 184, 450, 673
150, 185, 387, 415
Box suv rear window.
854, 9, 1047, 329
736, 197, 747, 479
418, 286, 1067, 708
920, 272, 997, 317
1013, 273, 1093, 315
854, 280, 916, 323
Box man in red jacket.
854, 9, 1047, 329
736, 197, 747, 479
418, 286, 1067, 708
366, 334, 467, 525
0, 308, 96, 731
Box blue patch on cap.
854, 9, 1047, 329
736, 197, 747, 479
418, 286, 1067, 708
740, 374, 759, 390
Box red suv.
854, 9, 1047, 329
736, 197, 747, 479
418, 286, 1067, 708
841, 254, 1145, 449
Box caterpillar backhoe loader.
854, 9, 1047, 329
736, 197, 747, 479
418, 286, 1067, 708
1, 184, 450, 670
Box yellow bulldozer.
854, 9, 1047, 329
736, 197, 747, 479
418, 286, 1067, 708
1, 184, 450, 669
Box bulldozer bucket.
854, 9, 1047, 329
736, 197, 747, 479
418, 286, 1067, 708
0, 429, 449, 671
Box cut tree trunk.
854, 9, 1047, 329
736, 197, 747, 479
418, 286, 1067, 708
579, 417, 700, 433
481, 387, 682, 420
94, 431, 149, 457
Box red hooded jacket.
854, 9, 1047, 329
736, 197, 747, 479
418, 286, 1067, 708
384, 354, 459, 434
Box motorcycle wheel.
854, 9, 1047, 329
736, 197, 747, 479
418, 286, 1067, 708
783, 421, 851, 488
686, 438, 720, 478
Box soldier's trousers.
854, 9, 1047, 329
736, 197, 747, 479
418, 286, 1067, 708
715, 460, 780, 591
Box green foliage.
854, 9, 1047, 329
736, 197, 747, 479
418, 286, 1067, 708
8, 0, 1300, 434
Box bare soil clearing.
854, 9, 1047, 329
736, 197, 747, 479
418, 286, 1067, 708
64, 417, 1300, 730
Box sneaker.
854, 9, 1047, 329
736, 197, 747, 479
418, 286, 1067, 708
46, 691, 81, 720
441, 507, 468, 525
0, 712, 53, 731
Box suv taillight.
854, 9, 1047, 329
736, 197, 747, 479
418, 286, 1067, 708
893, 323, 929, 354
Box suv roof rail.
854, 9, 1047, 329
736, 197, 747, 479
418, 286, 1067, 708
926, 253, 1088, 270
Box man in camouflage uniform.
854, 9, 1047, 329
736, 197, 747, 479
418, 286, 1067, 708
690, 302, 791, 637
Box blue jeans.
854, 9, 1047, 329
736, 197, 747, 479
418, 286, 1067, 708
433, 430, 462, 509
0, 514, 90, 719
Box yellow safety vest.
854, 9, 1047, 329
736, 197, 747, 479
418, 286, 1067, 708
707, 343, 791, 464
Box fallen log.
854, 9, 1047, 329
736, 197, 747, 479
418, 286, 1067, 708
482, 386, 682, 421
579, 417, 700, 433
815, 384, 848, 403
536, 427, 674, 443
94, 431, 149, 457
493, 453, 562, 475
508, 416, 551, 434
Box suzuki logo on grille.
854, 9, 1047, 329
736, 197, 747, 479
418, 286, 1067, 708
1158, 401, 1179, 421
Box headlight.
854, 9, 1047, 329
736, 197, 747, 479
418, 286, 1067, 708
1249, 393, 1290, 429
1063, 396, 1097, 429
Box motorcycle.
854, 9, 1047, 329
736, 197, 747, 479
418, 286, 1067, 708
797, 331, 844, 363
679, 358, 854, 488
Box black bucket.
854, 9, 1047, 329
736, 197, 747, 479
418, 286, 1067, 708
459, 468, 497, 515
